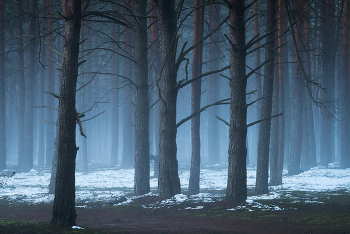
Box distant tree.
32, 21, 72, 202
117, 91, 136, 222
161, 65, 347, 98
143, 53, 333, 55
207, 2, 221, 165
189, 0, 205, 195
255, 0, 277, 194
51, 0, 82, 226
0, 0, 5, 170
341, 0, 350, 168
46, 0, 56, 168
121, 1, 134, 169
16, 0, 25, 171
288, 0, 305, 175
148, 0, 161, 178
20, 0, 38, 171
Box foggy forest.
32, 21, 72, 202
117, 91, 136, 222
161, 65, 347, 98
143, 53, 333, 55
0, 0, 350, 232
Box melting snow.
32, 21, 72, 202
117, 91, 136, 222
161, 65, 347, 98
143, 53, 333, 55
1, 164, 349, 210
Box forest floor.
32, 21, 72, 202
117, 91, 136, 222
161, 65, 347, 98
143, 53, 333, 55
0, 190, 350, 233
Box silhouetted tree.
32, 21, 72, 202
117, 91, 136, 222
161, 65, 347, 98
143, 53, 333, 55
51, 0, 81, 226
0, 0, 5, 170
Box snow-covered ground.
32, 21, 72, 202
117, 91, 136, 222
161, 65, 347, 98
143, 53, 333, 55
1, 163, 349, 209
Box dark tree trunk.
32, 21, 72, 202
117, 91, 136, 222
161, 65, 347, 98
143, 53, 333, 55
51, 0, 81, 226
288, 0, 305, 175
148, 0, 161, 178
188, 0, 205, 195
46, 0, 56, 168
157, 0, 181, 197
207, 2, 221, 165
255, 0, 277, 194
226, 0, 247, 202
272, 0, 287, 185
341, 0, 350, 168
20, 0, 38, 171
269, 59, 279, 185
134, 0, 150, 195
0, 1, 5, 170
16, 0, 25, 170
111, 13, 120, 167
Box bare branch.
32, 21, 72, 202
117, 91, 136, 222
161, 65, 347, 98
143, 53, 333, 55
247, 113, 282, 128
176, 98, 230, 128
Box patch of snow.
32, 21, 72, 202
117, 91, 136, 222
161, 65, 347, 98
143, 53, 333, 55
72, 226, 84, 229
185, 206, 204, 210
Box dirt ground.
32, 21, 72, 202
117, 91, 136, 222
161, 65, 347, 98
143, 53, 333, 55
1, 193, 350, 233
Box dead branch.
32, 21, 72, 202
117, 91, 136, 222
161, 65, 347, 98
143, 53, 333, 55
33, 105, 57, 111
80, 110, 106, 123
246, 113, 282, 128
44, 91, 60, 99
215, 116, 230, 126
176, 98, 230, 128
76, 115, 87, 138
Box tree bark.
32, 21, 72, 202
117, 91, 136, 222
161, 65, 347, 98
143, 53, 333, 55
189, 0, 205, 195
255, 0, 277, 194
134, 0, 150, 195
226, 0, 247, 202
207, 2, 221, 165
0, 1, 5, 170
157, 0, 181, 197
51, 0, 81, 226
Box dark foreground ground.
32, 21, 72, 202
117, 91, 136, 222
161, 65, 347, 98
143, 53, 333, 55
0, 191, 349, 234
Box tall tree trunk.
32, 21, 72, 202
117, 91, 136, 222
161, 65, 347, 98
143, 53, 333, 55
319, 0, 335, 167
148, 0, 161, 178
207, 2, 221, 165
157, 0, 181, 197
51, 0, 81, 226
0, 1, 5, 170
111, 12, 120, 167
46, 0, 56, 168
226, 0, 247, 202
255, 0, 277, 194
16, 0, 25, 171
79, 20, 88, 172
189, 0, 205, 195
288, 0, 305, 175
134, 0, 150, 195
20, 0, 38, 171
339, 1, 348, 166
272, 0, 287, 185
341, 0, 350, 168
122, 2, 134, 168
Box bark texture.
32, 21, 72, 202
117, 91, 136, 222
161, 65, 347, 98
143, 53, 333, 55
226, 0, 247, 202
51, 0, 81, 226
157, 0, 181, 197
189, 0, 205, 195
134, 0, 150, 195
255, 0, 277, 194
